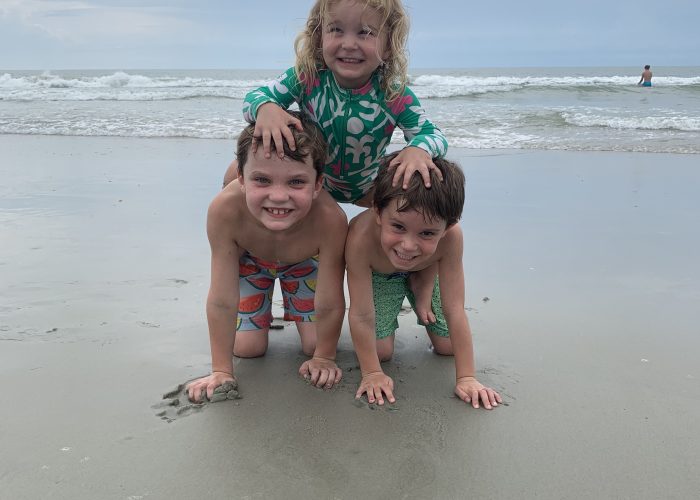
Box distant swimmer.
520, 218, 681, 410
638, 65, 652, 87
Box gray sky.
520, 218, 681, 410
1, 0, 698, 70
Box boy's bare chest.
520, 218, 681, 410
236, 224, 320, 265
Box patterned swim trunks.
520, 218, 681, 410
371, 270, 449, 339
237, 252, 318, 331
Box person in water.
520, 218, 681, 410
638, 65, 652, 87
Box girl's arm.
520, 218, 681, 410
242, 67, 303, 123
390, 86, 449, 188
393, 86, 448, 158
242, 67, 304, 158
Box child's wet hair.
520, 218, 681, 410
236, 111, 327, 178
373, 152, 465, 227
294, 0, 409, 101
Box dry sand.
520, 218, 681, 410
1, 135, 699, 499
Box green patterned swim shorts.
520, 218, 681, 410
371, 271, 449, 339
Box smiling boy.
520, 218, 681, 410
186, 113, 348, 402
345, 153, 501, 409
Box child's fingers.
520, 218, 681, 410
308, 366, 320, 385
374, 387, 385, 405
479, 389, 492, 410
391, 163, 405, 187
270, 130, 286, 158
417, 165, 432, 189
428, 159, 443, 182
281, 128, 296, 152
315, 369, 330, 388
324, 368, 342, 389
383, 386, 396, 404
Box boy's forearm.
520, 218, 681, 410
446, 313, 476, 379
349, 315, 383, 374
206, 303, 237, 375
312, 303, 345, 359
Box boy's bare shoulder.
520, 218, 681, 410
435, 224, 464, 259
346, 210, 379, 266
207, 182, 246, 227
312, 190, 348, 227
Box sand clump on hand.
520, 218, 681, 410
153, 379, 241, 422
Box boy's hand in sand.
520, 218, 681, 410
389, 146, 443, 189
186, 371, 236, 403
253, 103, 303, 158
299, 357, 343, 389
454, 376, 502, 410
356, 371, 396, 405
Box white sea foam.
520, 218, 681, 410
562, 112, 700, 132
1, 68, 699, 153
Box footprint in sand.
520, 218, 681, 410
152, 380, 242, 422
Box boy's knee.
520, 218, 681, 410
301, 342, 316, 357
233, 336, 268, 358
376, 341, 394, 362
431, 338, 453, 356
233, 345, 267, 358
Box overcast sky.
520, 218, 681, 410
1, 0, 698, 70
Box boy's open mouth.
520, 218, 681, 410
265, 208, 292, 216
393, 249, 416, 262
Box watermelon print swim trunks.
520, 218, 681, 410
236, 251, 318, 331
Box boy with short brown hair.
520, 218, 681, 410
346, 154, 501, 409
187, 113, 347, 402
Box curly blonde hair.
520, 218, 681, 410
294, 0, 409, 102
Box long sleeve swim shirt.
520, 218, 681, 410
243, 67, 448, 203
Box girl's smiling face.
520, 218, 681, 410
322, 0, 389, 89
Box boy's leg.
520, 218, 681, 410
427, 331, 453, 356
278, 256, 319, 356
409, 262, 439, 325
233, 328, 270, 358
235, 252, 276, 357
223, 159, 238, 188
372, 271, 409, 361
406, 276, 451, 353
295, 321, 316, 357
376, 334, 396, 362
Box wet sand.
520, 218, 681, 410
1, 135, 699, 499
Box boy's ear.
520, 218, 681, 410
374, 206, 382, 226
237, 170, 245, 191
312, 172, 323, 199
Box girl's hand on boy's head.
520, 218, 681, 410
454, 376, 502, 410
253, 103, 303, 159
389, 146, 444, 189
356, 371, 396, 405
299, 357, 343, 390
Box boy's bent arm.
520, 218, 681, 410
298, 207, 347, 388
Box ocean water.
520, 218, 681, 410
1, 66, 699, 153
